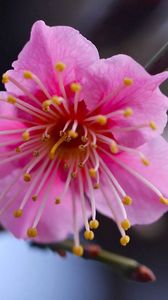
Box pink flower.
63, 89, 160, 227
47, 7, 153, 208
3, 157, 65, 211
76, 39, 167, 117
0, 20, 168, 255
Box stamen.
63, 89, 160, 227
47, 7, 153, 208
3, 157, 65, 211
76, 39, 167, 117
31, 159, 55, 201
70, 82, 82, 113
85, 114, 107, 125
68, 120, 78, 138
105, 107, 133, 119
99, 156, 132, 204
31, 160, 60, 231
0, 114, 39, 125
120, 235, 130, 246
89, 219, 99, 229
51, 96, 65, 116
55, 161, 75, 203
149, 121, 157, 130
55, 62, 68, 103
22, 131, 30, 141
118, 144, 150, 166
23, 71, 51, 99
81, 126, 88, 143
96, 134, 119, 154
2, 73, 9, 84
23, 173, 31, 182
100, 147, 168, 204
27, 228, 38, 238
101, 186, 125, 236
78, 171, 90, 231
71, 181, 83, 255
72, 245, 84, 256
55, 62, 66, 72
0, 146, 42, 166
26, 149, 48, 174
121, 219, 131, 230
13, 209, 23, 218
7, 95, 53, 121
20, 158, 53, 211
50, 135, 66, 160
115, 121, 157, 133
123, 77, 133, 86
85, 166, 96, 221
84, 230, 94, 240
5, 75, 41, 106
89, 130, 97, 147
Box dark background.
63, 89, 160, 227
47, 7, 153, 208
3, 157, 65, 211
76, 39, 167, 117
0, 0, 168, 299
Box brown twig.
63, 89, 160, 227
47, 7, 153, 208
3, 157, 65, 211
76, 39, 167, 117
32, 240, 156, 283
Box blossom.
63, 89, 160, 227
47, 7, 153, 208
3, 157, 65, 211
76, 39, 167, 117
0, 21, 168, 256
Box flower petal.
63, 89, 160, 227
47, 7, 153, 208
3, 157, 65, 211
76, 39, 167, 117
0, 171, 91, 243
96, 137, 168, 225
5, 20, 99, 97
81, 55, 168, 146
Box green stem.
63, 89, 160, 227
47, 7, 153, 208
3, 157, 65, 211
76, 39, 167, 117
32, 239, 155, 282
145, 41, 168, 74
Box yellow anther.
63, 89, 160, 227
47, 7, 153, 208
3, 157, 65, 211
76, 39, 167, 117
96, 115, 107, 126
33, 150, 40, 157
13, 209, 23, 218
141, 156, 150, 166
121, 219, 131, 231
89, 219, 99, 229
122, 195, 132, 205
78, 145, 86, 152
23, 173, 31, 182
16, 147, 21, 153
70, 82, 82, 93
23, 70, 33, 79
120, 235, 130, 246
32, 195, 38, 201
27, 227, 38, 238
52, 96, 63, 105
7, 95, 16, 104
71, 171, 77, 179
68, 130, 78, 139
55, 197, 61, 204
93, 183, 100, 189
41, 134, 50, 142
81, 136, 88, 143
149, 121, 157, 130
2, 73, 9, 84
42, 100, 52, 112
72, 245, 84, 256
22, 131, 30, 141
91, 143, 97, 148
84, 230, 94, 240
160, 196, 168, 205
64, 163, 69, 170
78, 161, 84, 168
49, 135, 65, 160
123, 77, 133, 86
89, 168, 96, 178
55, 61, 66, 72
123, 107, 133, 117
110, 141, 118, 154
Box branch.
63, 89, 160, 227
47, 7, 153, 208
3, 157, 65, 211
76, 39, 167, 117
32, 240, 156, 283
145, 41, 168, 74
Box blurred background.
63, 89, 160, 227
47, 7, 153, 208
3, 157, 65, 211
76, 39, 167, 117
0, 0, 168, 299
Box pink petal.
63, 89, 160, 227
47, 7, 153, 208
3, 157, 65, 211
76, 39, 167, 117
96, 137, 168, 225
80, 56, 168, 146
0, 171, 91, 243
5, 20, 99, 97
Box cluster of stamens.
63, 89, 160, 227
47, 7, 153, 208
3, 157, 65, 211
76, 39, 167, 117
0, 61, 168, 256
